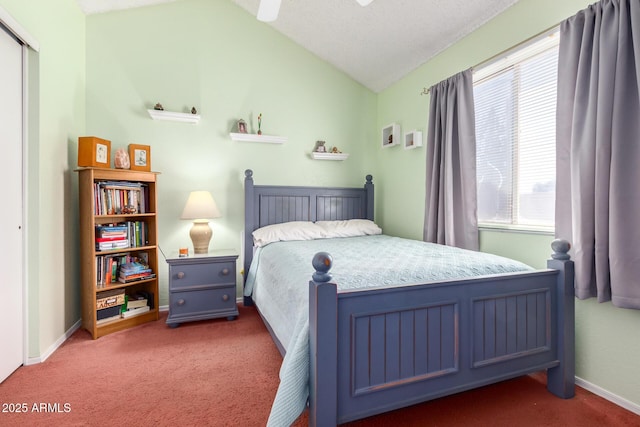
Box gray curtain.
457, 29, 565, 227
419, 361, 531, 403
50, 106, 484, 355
424, 69, 478, 250
556, 0, 640, 309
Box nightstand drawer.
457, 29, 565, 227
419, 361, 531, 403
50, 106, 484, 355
170, 261, 235, 289
169, 287, 236, 316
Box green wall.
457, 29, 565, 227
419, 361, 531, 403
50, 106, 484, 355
377, 0, 640, 410
84, 0, 377, 305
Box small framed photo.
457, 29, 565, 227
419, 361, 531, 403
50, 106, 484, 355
237, 119, 248, 134
128, 144, 151, 172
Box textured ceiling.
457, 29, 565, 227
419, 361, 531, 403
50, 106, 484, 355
77, 0, 521, 92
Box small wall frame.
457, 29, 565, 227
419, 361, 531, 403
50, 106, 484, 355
403, 130, 423, 150
128, 144, 151, 172
381, 123, 400, 148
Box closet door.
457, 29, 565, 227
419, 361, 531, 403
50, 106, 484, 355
0, 24, 24, 383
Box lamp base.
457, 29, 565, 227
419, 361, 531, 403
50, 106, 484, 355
190, 220, 212, 254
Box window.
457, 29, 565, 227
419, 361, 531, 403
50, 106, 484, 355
474, 30, 559, 232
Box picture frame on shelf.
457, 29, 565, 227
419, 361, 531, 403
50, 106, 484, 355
237, 119, 247, 134
381, 123, 400, 148
128, 144, 151, 172
313, 140, 327, 153
78, 136, 111, 168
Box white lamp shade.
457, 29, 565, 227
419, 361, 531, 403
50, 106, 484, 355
356, 0, 374, 5
180, 191, 222, 220
257, 0, 281, 22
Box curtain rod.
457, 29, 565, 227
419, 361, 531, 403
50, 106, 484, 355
420, 23, 561, 96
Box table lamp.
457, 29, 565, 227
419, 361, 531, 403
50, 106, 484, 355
180, 191, 222, 254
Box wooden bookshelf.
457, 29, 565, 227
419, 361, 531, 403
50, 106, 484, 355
76, 167, 160, 339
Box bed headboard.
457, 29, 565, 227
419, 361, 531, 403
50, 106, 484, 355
243, 169, 374, 287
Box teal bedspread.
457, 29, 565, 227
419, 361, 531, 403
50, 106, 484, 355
244, 235, 533, 426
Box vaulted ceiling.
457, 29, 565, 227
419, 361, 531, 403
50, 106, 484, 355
77, 0, 521, 92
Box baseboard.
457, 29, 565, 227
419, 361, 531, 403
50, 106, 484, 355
25, 319, 81, 365
24, 307, 172, 365
576, 376, 640, 416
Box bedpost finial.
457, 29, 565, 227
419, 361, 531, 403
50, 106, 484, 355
366, 174, 373, 184
245, 169, 253, 178
312, 252, 333, 282
551, 239, 571, 260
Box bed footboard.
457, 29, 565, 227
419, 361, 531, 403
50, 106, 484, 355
308, 240, 575, 426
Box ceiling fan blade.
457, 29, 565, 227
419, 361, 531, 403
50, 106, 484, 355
257, 0, 281, 22
355, 0, 374, 6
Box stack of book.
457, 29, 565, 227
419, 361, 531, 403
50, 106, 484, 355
95, 224, 129, 251
118, 262, 155, 284
96, 253, 149, 288
121, 292, 152, 319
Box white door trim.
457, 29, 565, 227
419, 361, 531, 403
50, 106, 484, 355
0, 5, 39, 371
0, 6, 39, 51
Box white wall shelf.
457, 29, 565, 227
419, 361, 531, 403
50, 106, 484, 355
147, 109, 200, 124
404, 130, 423, 149
230, 133, 287, 144
310, 152, 349, 161
382, 123, 400, 148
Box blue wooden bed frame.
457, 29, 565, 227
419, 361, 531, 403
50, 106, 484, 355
243, 169, 575, 426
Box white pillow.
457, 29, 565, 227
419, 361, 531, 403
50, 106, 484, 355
252, 221, 327, 247
315, 219, 382, 238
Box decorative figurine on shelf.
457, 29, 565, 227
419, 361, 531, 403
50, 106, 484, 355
388, 134, 393, 145
114, 148, 130, 169
153, 102, 164, 111
122, 204, 137, 214
330, 146, 342, 154
191, 107, 197, 114
257, 113, 262, 135
237, 119, 247, 134
313, 140, 327, 153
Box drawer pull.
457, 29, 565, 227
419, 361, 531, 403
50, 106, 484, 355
222, 294, 229, 302
221, 268, 230, 276
177, 272, 185, 279
177, 299, 185, 306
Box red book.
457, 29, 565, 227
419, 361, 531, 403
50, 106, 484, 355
95, 236, 127, 242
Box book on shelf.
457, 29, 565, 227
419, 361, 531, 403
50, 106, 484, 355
96, 314, 121, 325
117, 273, 156, 284
125, 294, 148, 309
119, 261, 151, 274
121, 305, 150, 319
119, 269, 152, 278
96, 224, 128, 235
95, 222, 148, 250
96, 240, 130, 251
96, 234, 128, 241
133, 290, 154, 309
93, 181, 148, 215
96, 304, 122, 323
96, 253, 150, 288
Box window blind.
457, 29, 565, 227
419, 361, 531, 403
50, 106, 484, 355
474, 30, 559, 231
